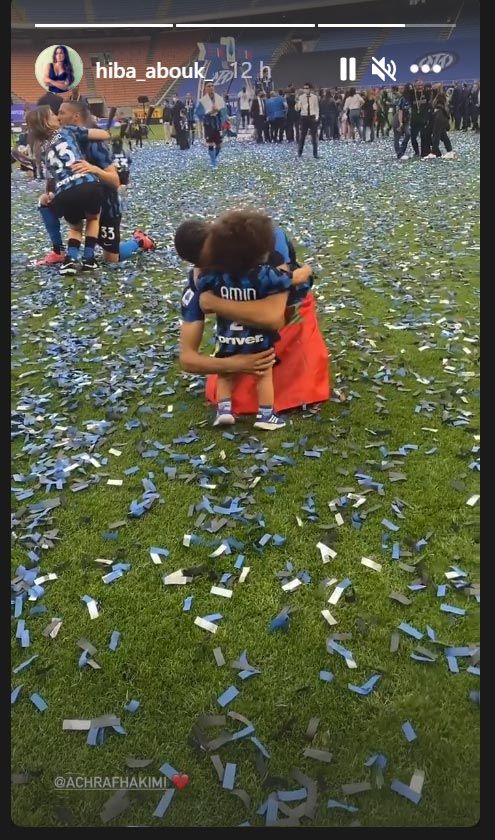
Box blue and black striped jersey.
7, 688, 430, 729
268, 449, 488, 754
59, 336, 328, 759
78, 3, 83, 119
83, 139, 121, 220
44, 125, 98, 194
197, 265, 292, 355
181, 270, 203, 323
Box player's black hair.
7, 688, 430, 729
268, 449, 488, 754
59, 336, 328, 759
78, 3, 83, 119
36, 91, 63, 114
59, 99, 90, 121
174, 220, 210, 266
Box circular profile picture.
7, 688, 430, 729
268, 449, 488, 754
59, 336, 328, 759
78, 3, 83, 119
35, 45, 83, 94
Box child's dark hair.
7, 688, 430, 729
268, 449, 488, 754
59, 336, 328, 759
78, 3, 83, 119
174, 219, 210, 265
112, 138, 123, 154
200, 210, 274, 277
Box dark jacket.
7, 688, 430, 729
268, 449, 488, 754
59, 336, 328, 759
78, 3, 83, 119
433, 106, 450, 132
171, 100, 184, 127
250, 97, 266, 119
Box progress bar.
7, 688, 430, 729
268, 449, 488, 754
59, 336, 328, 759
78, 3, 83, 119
317, 23, 454, 28
175, 23, 316, 27
34, 22, 456, 29
34, 23, 173, 28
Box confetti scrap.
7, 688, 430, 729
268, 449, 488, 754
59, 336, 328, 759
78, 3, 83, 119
399, 623, 424, 640
317, 542, 337, 563
321, 609, 337, 627
303, 748, 333, 763
402, 721, 417, 742
217, 686, 239, 708
159, 762, 179, 780
342, 782, 372, 795
389, 592, 412, 606
210, 585, 233, 599
409, 769, 425, 795
30, 693, 48, 712
11, 685, 23, 705
390, 633, 400, 653
305, 718, 319, 741
328, 578, 351, 606
447, 656, 459, 673
328, 800, 359, 812
390, 779, 422, 805
382, 519, 400, 532
319, 670, 334, 683
194, 617, 218, 634
213, 647, 225, 667
440, 604, 466, 616
348, 674, 382, 696
361, 557, 382, 572
81, 596, 99, 620
222, 763, 237, 790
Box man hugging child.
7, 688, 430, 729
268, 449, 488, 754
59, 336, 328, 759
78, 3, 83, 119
175, 210, 313, 430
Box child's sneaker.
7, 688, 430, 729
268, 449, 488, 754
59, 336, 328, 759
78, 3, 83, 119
254, 412, 286, 431
60, 257, 78, 275
34, 251, 65, 266
213, 408, 235, 426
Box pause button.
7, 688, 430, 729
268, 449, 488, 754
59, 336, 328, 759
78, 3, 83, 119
340, 57, 356, 81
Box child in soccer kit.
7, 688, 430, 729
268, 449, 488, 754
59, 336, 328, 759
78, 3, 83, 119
181, 211, 312, 430
111, 139, 132, 212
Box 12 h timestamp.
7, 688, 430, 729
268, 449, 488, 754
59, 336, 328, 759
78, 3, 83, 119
228, 61, 271, 80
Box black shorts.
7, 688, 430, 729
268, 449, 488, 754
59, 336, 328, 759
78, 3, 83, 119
204, 126, 222, 145
52, 182, 103, 225
118, 171, 129, 186
98, 211, 121, 255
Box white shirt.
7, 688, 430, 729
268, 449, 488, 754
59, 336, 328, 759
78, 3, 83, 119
238, 91, 251, 110
344, 94, 364, 111
296, 92, 319, 119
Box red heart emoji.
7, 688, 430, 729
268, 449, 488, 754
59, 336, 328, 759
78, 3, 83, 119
172, 774, 189, 790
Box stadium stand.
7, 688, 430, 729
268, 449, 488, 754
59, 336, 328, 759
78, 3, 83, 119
16, 0, 88, 24
383, 27, 452, 46
446, 17, 480, 42
12, 0, 316, 24
313, 31, 374, 51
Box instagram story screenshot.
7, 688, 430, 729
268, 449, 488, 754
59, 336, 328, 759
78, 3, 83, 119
10, 0, 480, 830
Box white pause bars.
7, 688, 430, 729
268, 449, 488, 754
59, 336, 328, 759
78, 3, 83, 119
340, 57, 356, 82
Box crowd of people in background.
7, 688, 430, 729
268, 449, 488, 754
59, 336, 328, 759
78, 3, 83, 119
11, 78, 480, 177
237, 81, 480, 148
155, 79, 479, 161
118, 115, 149, 150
